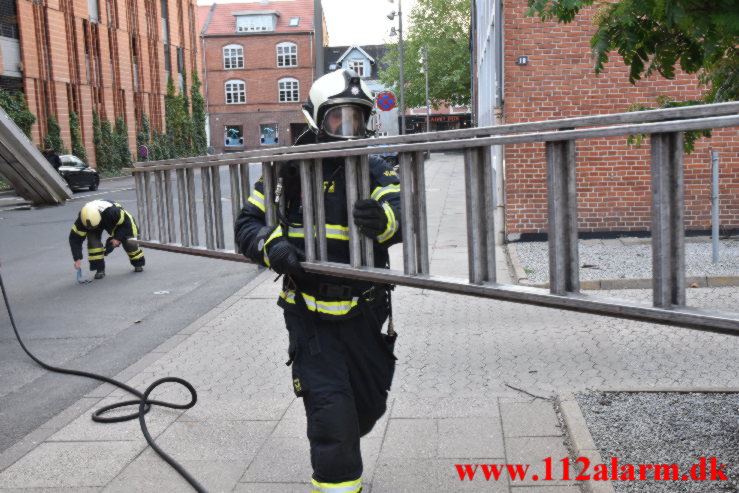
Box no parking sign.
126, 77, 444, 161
375, 91, 396, 111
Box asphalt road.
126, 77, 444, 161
0, 176, 260, 453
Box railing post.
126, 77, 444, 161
201, 167, 215, 250
186, 168, 199, 246
176, 168, 190, 247
399, 152, 417, 275
164, 169, 176, 243
155, 171, 166, 242
359, 155, 375, 268
211, 166, 225, 249
262, 162, 276, 228
464, 147, 494, 284
299, 160, 316, 262
229, 164, 242, 252
547, 139, 580, 294
312, 159, 327, 260
651, 132, 685, 307
412, 151, 430, 275
134, 172, 147, 241
344, 156, 362, 268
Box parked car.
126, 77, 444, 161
369, 144, 399, 170
58, 155, 99, 191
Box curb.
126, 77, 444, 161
505, 243, 739, 290
557, 392, 616, 493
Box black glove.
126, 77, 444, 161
104, 237, 117, 256
353, 199, 387, 238
267, 240, 305, 278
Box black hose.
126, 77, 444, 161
0, 269, 206, 492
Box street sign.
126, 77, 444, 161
376, 91, 396, 111
138, 145, 148, 158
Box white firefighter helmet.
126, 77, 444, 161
302, 69, 374, 139
80, 200, 110, 229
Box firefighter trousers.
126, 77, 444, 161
284, 296, 396, 486
87, 230, 145, 272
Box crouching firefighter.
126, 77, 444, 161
69, 200, 145, 279
235, 68, 401, 493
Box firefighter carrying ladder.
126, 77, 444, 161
126, 102, 739, 336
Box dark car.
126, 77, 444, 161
369, 144, 399, 171
58, 155, 99, 191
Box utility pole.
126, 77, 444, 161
388, 0, 405, 135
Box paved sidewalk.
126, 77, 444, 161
1, 153, 738, 492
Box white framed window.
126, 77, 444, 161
235, 14, 275, 32
276, 42, 297, 67
278, 78, 299, 103
223, 44, 244, 69
288, 17, 300, 27
225, 80, 246, 104
348, 59, 365, 77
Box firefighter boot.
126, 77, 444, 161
134, 266, 144, 273
94, 270, 105, 279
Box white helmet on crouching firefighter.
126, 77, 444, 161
301, 68, 374, 141
80, 201, 105, 229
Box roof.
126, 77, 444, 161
324, 44, 389, 77
200, 0, 315, 36
335, 45, 375, 64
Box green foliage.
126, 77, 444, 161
44, 115, 67, 154
99, 119, 113, 172
378, 0, 471, 109
69, 112, 87, 162
0, 88, 36, 138
626, 97, 711, 153
92, 111, 108, 171
165, 76, 192, 157
137, 114, 150, 162
190, 71, 208, 156
526, 0, 739, 103
112, 117, 131, 170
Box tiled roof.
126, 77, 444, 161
200, 0, 315, 36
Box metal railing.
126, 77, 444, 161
127, 102, 739, 335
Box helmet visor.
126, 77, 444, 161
321, 105, 367, 138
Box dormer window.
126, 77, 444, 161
288, 17, 299, 27
348, 59, 365, 77
234, 11, 279, 32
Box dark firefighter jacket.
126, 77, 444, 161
69, 201, 138, 260
234, 155, 402, 319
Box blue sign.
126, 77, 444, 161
138, 145, 148, 158
376, 91, 396, 111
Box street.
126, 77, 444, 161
0, 176, 259, 453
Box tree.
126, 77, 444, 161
190, 72, 208, 156
112, 117, 131, 170
69, 112, 87, 162
165, 76, 192, 157
527, 0, 739, 103
44, 116, 66, 154
0, 88, 36, 138
378, 0, 471, 109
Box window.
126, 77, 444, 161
225, 80, 246, 104
348, 59, 365, 77
260, 123, 278, 145
224, 125, 243, 146
235, 14, 275, 32
278, 78, 299, 103
223, 44, 244, 69
288, 17, 299, 27
276, 42, 297, 67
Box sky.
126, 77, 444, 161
195, 0, 418, 46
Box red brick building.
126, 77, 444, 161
199, 0, 322, 153
0, 0, 200, 167
473, 0, 739, 239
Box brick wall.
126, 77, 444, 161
503, 1, 739, 236
16, 0, 202, 167
204, 33, 314, 151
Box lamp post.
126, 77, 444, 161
388, 0, 405, 135
419, 45, 430, 133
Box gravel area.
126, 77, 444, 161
515, 237, 739, 283
576, 392, 739, 492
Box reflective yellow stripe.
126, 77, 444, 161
128, 249, 144, 260
88, 247, 104, 253
262, 225, 283, 267
124, 211, 138, 236
88, 254, 104, 260
371, 183, 400, 201
311, 477, 362, 493
111, 210, 126, 237
72, 225, 87, 237
247, 190, 265, 212
280, 290, 359, 316
377, 202, 398, 243
287, 224, 349, 241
